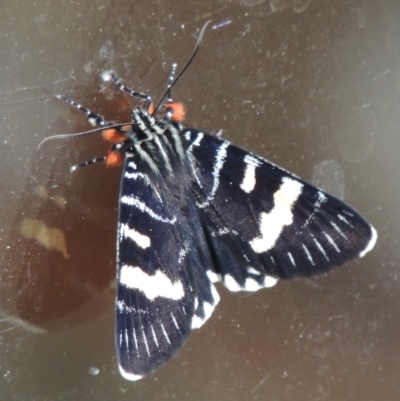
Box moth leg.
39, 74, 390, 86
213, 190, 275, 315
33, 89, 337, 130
110, 72, 152, 110
57, 95, 108, 128
166, 63, 177, 102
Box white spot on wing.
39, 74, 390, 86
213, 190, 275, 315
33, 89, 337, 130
330, 221, 348, 240
124, 171, 149, 182
151, 324, 159, 349
191, 315, 203, 329
312, 236, 330, 261
245, 268, 278, 290
245, 266, 278, 288
188, 132, 203, 149
118, 365, 143, 381
240, 155, 261, 193
124, 329, 129, 349
263, 276, 279, 287
198, 141, 229, 208
170, 313, 180, 332
121, 195, 176, 224
359, 226, 377, 257
191, 285, 220, 329
206, 270, 221, 283
288, 252, 296, 266
202, 302, 216, 323
223, 274, 242, 292
187, 132, 204, 188
302, 190, 328, 228
120, 223, 151, 249
338, 214, 354, 228
246, 278, 266, 291
247, 267, 261, 275
117, 299, 125, 312
178, 248, 187, 264
323, 232, 340, 253
127, 161, 137, 169
132, 329, 139, 356
302, 244, 315, 265
318, 191, 327, 202
160, 322, 171, 345
120, 265, 185, 300
224, 272, 278, 292
250, 178, 303, 253
211, 284, 220, 305
142, 329, 150, 357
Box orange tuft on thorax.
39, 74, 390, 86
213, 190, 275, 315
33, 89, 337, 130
102, 128, 128, 144
147, 102, 155, 115
106, 149, 124, 167
165, 102, 186, 122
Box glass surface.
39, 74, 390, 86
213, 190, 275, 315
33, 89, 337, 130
0, 0, 398, 400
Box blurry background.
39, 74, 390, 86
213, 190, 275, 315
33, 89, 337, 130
0, 0, 398, 400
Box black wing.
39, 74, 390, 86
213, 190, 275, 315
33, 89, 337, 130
183, 129, 377, 291
115, 157, 219, 380
115, 128, 376, 381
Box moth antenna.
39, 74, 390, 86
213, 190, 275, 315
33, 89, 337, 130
37, 123, 132, 150
152, 20, 211, 115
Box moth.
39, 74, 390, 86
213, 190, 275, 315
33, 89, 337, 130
44, 23, 377, 380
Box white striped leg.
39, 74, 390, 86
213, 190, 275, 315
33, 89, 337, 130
70, 156, 107, 172
110, 72, 152, 108
57, 95, 107, 127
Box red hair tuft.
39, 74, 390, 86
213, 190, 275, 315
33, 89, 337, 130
102, 129, 128, 144
106, 149, 124, 167
166, 102, 186, 122
148, 102, 155, 115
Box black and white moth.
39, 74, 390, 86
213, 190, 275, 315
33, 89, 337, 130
49, 24, 377, 381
